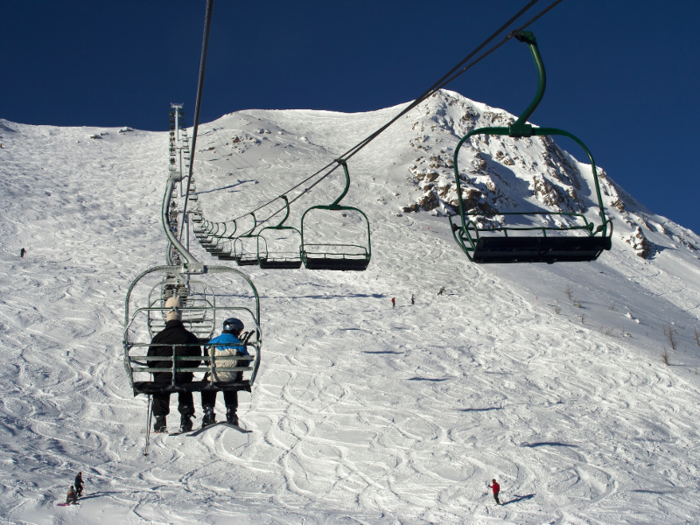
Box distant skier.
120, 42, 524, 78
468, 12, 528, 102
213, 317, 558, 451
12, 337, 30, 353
148, 297, 202, 433
20, 248, 25, 258
437, 287, 445, 296
391, 298, 396, 308
488, 479, 501, 505
201, 318, 251, 428
66, 485, 79, 505
411, 294, 415, 305
74, 472, 84, 497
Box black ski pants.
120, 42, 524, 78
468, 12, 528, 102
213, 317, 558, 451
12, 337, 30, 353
151, 373, 195, 417
201, 390, 238, 410
152, 392, 194, 417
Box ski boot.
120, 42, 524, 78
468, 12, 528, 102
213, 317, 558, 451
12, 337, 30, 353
154, 416, 167, 433
226, 407, 238, 427
180, 414, 192, 433
201, 406, 216, 429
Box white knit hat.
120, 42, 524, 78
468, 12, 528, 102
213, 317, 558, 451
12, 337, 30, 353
165, 297, 182, 322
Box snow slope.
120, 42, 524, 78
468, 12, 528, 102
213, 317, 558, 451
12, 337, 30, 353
1, 90, 700, 524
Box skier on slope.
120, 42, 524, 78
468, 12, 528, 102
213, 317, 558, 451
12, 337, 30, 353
66, 485, 79, 505
74, 472, 84, 497
488, 479, 501, 505
148, 297, 202, 433
200, 318, 251, 428
391, 297, 396, 308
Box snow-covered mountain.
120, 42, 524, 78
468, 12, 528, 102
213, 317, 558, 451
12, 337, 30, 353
1, 90, 700, 524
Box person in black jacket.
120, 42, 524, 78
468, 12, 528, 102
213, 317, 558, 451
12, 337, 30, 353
148, 296, 202, 433
74, 472, 84, 497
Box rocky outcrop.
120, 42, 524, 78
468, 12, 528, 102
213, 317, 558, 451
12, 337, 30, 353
624, 226, 654, 259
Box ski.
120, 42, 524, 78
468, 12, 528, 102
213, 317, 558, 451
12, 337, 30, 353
221, 422, 252, 433
185, 421, 252, 437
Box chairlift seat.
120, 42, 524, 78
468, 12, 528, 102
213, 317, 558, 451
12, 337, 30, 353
236, 256, 259, 266
260, 259, 302, 269
304, 256, 370, 271
472, 236, 612, 264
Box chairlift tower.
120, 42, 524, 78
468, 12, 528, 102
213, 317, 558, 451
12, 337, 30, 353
169, 103, 193, 252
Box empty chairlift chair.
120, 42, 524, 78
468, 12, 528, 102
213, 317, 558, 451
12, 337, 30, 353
232, 213, 261, 266
449, 31, 612, 264
300, 160, 372, 271
217, 220, 239, 261
256, 196, 302, 269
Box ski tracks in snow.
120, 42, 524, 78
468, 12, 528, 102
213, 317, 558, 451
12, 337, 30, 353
2, 119, 700, 523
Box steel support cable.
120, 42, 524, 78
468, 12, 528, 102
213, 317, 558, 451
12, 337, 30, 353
295, 0, 564, 191
228, 0, 546, 228
422, 0, 565, 97
341, 0, 566, 163
180, 0, 215, 241
232, 0, 565, 230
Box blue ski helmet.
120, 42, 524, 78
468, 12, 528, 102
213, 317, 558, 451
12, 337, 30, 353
223, 317, 244, 332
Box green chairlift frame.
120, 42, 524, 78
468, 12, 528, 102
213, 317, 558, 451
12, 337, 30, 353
217, 220, 239, 261
256, 196, 303, 269
194, 219, 212, 236
123, 264, 262, 397
300, 159, 372, 271
232, 213, 261, 266
449, 31, 612, 264
201, 223, 229, 255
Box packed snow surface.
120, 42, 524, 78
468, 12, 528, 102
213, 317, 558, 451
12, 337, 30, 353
2, 91, 700, 524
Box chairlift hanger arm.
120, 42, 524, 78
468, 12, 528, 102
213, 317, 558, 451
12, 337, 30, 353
273, 196, 290, 228
239, 212, 258, 238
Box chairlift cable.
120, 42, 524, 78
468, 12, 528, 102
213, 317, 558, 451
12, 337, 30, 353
180, 0, 215, 240
228, 0, 564, 228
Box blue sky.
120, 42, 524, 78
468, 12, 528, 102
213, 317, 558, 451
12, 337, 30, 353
3, 1, 700, 236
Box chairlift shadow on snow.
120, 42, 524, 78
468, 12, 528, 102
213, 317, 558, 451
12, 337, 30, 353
458, 407, 501, 412
257, 293, 384, 301
364, 350, 404, 355
407, 377, 449, 382
195, 180, 258, 195
520, 441, 577, 448
502, 493, 535, 506
631, 489, 679, 495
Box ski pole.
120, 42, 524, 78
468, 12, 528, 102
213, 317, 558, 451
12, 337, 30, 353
144, 395, 153, 456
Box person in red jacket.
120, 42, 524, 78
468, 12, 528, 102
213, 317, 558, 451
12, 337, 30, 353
391, 297, 396, 308
488, 479, 501, 505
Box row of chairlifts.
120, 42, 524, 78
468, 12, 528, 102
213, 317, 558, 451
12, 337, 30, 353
124, 106, 262, 442
168, 106, 190, 176
189, 35, 611, 269
192, 159, 372, 272
449, 32, 613, 264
